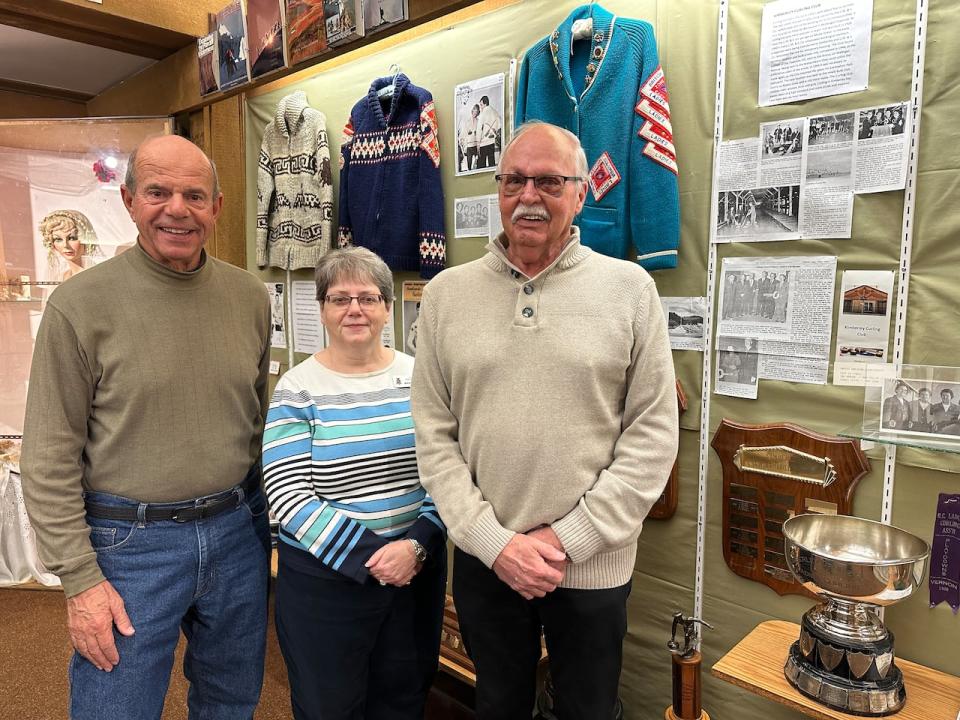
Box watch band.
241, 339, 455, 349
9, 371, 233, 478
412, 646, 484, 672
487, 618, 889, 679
407, 538, 427, 563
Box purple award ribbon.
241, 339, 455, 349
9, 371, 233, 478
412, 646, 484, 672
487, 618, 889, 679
929, 493, 960, 613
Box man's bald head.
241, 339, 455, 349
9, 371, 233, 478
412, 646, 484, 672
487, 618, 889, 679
497, 121, 588, 178
125, 135, 220, 197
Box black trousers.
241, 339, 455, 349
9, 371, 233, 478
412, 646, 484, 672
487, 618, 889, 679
275, 546, 446, 720
453, 548, 630, 720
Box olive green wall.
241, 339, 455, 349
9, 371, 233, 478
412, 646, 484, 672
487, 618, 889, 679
245, 2, 960, 717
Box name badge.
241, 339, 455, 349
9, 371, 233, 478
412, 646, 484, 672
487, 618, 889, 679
393, 375, 412, 388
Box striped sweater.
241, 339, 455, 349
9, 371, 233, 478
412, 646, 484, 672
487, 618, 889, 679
263, 351, 444, 583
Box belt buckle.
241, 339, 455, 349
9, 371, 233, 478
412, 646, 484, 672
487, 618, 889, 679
171, 505, 203, 523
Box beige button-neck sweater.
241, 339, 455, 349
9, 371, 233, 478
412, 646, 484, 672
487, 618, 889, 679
412, 230, 678, 590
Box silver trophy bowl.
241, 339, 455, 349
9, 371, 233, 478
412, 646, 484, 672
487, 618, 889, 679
784, 514, 929, 642
782, 514, 930, 715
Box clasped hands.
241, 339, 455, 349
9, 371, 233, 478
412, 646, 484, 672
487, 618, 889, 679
365, 540, 422, 587
492, 526, 567, 600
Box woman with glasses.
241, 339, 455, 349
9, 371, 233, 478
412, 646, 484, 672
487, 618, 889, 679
263, 246, 446, 720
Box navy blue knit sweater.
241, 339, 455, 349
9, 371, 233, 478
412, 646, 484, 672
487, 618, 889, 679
337, 73, 446, 278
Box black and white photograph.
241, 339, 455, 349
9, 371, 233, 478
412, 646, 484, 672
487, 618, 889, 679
716, 186, 800, 240
716, 336, 759, 399
719, 269, 791, 324
266, 282, 286, 349
661, 296, 706, 352
807, 112, 855, 146
762, 119, 804, 156
454, 195, 492, 238
805, 150, 852, 183
879, 378, 960, 439
858, 103, 907, 140
454, 73, 504, 175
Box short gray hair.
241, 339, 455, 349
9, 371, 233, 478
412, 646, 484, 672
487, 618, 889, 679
124, 136, 221, 197
497, 121, 589, 178
315, 247, 394, 305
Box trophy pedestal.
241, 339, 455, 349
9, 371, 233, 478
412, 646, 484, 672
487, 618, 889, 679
784, 613, 904, 716
665, 708, 710, 720
713, 620, 960, 720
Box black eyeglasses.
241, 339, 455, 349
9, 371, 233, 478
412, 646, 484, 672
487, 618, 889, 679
494, 173, 583, 197
324, 294, 384, 309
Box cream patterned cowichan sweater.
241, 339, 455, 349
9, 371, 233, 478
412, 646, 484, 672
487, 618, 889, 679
411, 229, 678, 589
256, 91, 334, 269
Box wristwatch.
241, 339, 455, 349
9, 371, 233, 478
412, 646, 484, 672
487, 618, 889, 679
407, 538, 427, 563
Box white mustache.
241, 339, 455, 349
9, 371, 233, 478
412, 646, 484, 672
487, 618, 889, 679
511, 204, 551, 223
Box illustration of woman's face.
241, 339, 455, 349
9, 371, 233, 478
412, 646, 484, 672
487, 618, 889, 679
471, 104, 480, 118
50, 221, 83, 261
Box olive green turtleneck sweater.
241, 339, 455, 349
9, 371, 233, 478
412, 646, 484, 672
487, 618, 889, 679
20, 244, 271, 597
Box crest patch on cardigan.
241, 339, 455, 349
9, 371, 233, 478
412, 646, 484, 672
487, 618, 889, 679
588, 152, 621, 201
643, 143, 678, 174
640, 66, 671, 113
638, 120, 677, 158
420, 101, 441, 169
635, 97, 672, 136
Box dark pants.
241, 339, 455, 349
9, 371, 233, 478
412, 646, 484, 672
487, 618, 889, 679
275, 544, 446, 720
478, 144, 496, 168
453, 548, 630, 720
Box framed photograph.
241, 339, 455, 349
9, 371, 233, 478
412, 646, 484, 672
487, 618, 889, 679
454, 73, 504, 176
879, 378, 960, 439
454, 195, 493, 238
401, 281, 426, 356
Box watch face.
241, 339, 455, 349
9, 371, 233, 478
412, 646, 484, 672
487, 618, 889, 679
410, 539, 427, 562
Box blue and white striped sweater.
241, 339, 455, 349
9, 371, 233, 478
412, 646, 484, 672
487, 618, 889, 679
263, 352, 444, 582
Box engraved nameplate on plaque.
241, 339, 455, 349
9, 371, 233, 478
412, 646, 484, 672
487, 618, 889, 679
711, 420, 869, 596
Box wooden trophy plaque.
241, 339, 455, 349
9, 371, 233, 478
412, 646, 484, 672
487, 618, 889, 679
711, 420, 869, 597
649, 380, 688, 520
439, 595, 476, 685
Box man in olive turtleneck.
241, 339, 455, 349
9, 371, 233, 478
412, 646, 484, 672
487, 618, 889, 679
21, 135, 272, 719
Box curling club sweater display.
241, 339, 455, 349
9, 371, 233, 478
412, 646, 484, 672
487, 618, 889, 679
256, 91, 334, 270
338, 73, 446, 279
516, 3, 680, 271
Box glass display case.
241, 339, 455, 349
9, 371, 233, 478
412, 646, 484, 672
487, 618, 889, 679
840, 364, 960, 456
0, 116, 172, 438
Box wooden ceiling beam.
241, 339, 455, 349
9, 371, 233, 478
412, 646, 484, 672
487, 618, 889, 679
0, 77, 93, 103
0, 1, 195, 59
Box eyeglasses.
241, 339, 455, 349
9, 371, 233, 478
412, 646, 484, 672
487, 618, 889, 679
494, 173, 583, 197
324, 294, 384, 309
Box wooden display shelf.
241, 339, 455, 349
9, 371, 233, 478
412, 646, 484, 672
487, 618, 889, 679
711, 620, 960, 720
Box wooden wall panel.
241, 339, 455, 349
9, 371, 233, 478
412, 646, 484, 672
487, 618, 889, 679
208, 96, 246, 269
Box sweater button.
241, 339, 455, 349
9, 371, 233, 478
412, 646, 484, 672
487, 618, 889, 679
522, 307, 534, 318
523, 284, 534, 295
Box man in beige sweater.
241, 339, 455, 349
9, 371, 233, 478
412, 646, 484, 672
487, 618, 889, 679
20, 136, 272, 719
412, 122, 679, 719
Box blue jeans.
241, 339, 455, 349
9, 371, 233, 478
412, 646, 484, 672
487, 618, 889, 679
71, 483, 271, 720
